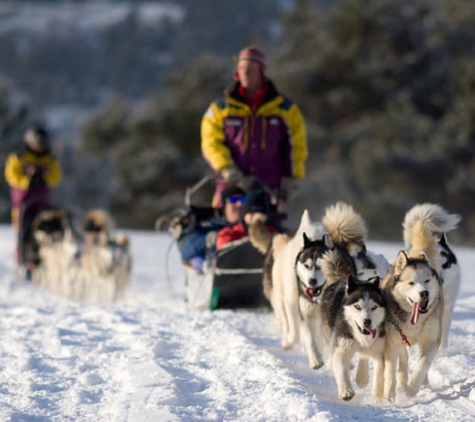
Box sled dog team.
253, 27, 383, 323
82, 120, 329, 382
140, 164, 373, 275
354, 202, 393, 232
249, 201, 460, 402
29, 208, 131, 302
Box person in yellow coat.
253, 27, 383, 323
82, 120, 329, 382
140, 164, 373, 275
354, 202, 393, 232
4, 124, 63, 267
201, 46, 308, 208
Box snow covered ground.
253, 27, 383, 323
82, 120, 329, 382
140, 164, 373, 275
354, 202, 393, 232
0, 225, 474, 421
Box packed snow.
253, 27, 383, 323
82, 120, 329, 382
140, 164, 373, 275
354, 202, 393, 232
0, 225, 474, 421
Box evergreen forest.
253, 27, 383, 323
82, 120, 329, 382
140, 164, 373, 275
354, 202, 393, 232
1, 0, 475, 243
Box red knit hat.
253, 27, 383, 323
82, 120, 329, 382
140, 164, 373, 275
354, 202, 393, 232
234, 46, 267, 67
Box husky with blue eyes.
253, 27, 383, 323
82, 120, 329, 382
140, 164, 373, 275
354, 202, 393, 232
320, 274, 387, 401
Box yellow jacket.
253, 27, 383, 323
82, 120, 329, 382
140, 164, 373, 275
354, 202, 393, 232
5, 149, 62, 191
201, 80, 307, 191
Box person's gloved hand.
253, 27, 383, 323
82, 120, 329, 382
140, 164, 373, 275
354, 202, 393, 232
221, 165, 245, 186
205, 231, 218, 249
280, 177, 303, 202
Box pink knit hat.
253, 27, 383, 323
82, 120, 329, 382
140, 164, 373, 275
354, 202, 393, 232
234, 46, 267, 67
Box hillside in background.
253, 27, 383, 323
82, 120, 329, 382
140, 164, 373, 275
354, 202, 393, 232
1, 0, 475, 244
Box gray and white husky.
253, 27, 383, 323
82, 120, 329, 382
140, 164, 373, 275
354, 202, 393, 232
250, 210, 355, 369
320, 274, 387, 401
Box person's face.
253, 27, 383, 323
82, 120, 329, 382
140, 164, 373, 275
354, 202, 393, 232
30, 143, 46, 153
235, 60, 265, 94
224, 195, 245, 224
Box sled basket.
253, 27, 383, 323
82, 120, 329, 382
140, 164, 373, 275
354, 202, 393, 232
211, 237, 268, 309
185, 237, 269, 310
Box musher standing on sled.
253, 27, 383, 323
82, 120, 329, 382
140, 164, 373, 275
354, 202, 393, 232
201, 45, 308, 208
4, 124, 63, 273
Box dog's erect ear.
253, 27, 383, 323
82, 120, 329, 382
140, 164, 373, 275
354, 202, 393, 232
297, 209, 311, 233
370, 276, 380, 290
346, 275, 358, 294
394, 250, 409, 276
303, 232, 311, 248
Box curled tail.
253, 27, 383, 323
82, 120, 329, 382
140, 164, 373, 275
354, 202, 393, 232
403, 203, 460, 270
321, 201, 367, 254
403, 203, 460, 249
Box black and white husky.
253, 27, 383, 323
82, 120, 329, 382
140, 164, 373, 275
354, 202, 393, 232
266, 211, 336, 369
31, 208, 79, 296
250, 209, 355, 370
320, 274, 387, 401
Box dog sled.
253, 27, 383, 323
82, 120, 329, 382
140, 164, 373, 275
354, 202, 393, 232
182, 236, 268, 310
158, 175, 275, 311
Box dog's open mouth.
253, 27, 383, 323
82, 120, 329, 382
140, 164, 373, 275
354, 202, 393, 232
358, 326, 377, 339
409, 298, 429, 325
305, 283, 326, 301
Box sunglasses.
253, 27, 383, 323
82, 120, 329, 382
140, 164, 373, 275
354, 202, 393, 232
227, 195, 246, 204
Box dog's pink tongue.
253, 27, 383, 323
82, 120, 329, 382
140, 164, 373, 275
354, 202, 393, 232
305, 288, 314, 301
410, 302, 420, 325
369, 329, 377, 339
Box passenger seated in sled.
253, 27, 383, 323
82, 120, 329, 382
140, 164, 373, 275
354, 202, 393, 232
208, 181, 283, 309
174, 186, 246, 273
216, 181, 281, 250
4, 125, 63, 276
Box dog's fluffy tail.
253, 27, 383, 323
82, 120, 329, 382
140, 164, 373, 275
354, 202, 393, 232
322, 201, 367, 254
403, 203, 460, 270
319, 248, 356, 285
403, 203, 460, 249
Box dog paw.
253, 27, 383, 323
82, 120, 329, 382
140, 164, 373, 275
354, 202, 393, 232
310, 360, 324, 370
281, 339, 293, 350
405, 384, 419, 398
339, 389, 355, 401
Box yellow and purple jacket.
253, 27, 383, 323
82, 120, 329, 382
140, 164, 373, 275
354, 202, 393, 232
201, 80, 307, 206
4, 147, 62, 210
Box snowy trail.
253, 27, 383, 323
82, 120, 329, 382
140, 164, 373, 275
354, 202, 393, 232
1, 227, 475, 421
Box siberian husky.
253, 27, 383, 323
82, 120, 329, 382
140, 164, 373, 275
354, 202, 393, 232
320, 274, 387, 401
31, 208, 79, 296
382, 250, 443, 400
402, 203, 461, 350
80, 209, 132, 301
382, 203, 459, 400
250, 210, 355, 369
